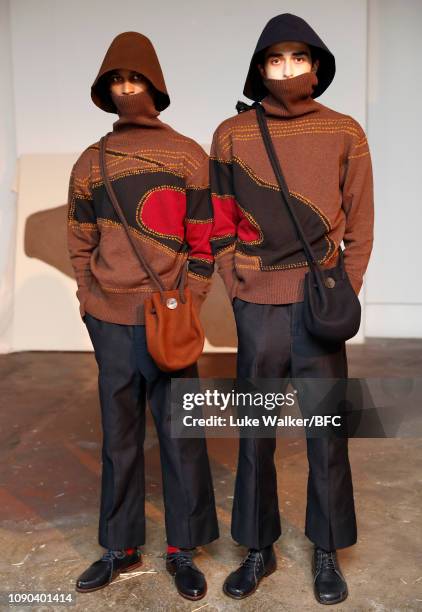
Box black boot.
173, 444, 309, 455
223, 545, 277, 599
313, 547, 348, 605
75, 549, 142, 593
166, 549, 206, 601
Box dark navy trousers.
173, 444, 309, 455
231, 298, 357, 552
84, 313, 219, 550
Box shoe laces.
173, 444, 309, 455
317, 548, 337, 571
241, 549, 260, 570
101, 549, 127, 562
168, 550, 194, 568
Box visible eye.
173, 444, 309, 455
132, 73, 143, 81
270, 58, 281, 65
110, 74, 122, 83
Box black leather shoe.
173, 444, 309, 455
166, 550, 206, 600
223, 545, 277, 599
313, 547, 348, 605
75, 549, 142, 593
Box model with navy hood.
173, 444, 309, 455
210, 14, 374, 604
68, 31, 218, 601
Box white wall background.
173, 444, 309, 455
0, 0, 420, 349
366, 0, 421, 337
8, 0, 368, 154
0, 0, 17, 351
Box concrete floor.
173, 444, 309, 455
0, 339, 421, 611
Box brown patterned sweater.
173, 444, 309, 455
67, 91, 213, 324
210, 71, 374, 304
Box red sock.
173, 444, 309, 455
167, 545, 181, 554
125, 548, 136, 555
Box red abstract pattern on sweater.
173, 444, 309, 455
212, 195, 260, 243
139, 186, 186, 241
184, 221, 213, 262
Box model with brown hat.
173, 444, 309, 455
68, 31, 218, 601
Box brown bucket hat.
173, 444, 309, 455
91, 31, 170, 112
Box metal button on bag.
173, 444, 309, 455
166, 297, 178, 309
324, 277, 336, 289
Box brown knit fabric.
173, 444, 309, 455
210, 71, 374, 304
68, 90, 213, 325
261, 71, 320, 117
111, 89, 165, 130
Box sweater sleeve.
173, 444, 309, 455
209, 123, 240, 300
184, 143, 214, 311
67, 150, 99, 318
341, 120, 375, 295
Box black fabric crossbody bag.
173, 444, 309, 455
251, 101, 361, 343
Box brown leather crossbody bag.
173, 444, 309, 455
99, 134, 205, 371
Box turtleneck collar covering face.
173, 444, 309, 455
261, 71, 320, 118
111, 89, 165, 130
